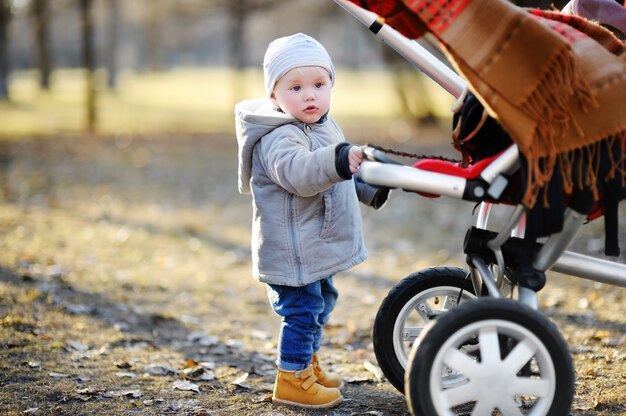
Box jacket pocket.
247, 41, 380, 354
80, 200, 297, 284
320, 191, 333, 239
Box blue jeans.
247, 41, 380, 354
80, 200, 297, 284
266, 277, 338, 371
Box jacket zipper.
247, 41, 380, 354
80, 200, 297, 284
287, 193, 304, 285
304, 124, 312, 149
287, 124, 311, 285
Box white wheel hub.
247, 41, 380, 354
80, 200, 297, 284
429, 319, 556, 416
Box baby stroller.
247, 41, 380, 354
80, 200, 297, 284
333, 1, 626, 415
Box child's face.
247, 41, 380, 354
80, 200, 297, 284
271, 66, 332, 124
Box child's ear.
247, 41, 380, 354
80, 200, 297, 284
270, 94, 280, 111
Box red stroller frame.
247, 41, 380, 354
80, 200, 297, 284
334, 1, 626, 415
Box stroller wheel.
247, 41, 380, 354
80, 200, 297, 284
405, 298, 574, 416
373, 266, 479, 393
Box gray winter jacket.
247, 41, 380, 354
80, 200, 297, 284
235, 99, 378, 287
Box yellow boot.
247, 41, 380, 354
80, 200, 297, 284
312, 353, 344, 389
272, 366, 343, 409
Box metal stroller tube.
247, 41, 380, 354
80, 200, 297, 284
486, 205, 525, 251
533, 208, 588, 272
553, 251, 626, 287
469, 256, 503, 298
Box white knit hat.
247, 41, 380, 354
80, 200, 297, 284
263, 33, 335, 97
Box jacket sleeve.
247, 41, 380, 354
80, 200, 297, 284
354, 174, 391, 209
259, 125, 344, 197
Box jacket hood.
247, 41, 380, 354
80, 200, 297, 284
235, 99, 297, 194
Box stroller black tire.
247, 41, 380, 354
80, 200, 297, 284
373, 266, 477, 393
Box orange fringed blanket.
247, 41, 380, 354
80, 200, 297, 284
350, 0, 626, 208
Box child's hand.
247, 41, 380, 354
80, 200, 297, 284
348, 146, 364, 174
335, 143, 364, 180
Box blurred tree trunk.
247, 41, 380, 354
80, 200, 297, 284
225, 0, 284, 69
228, 0, 246, 70
105, 0, 119, 89
228, 0, 246, 104
382, 45, 438, 126
80, 0, 96, 133
225, 0, 283, 104
32, 0, 51, 90
0, 0, 10, 101
146, 3, 163, 72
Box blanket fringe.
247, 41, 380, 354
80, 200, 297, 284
520, 46, 599, 208
526, 130, 626, 208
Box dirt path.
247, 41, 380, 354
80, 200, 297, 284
0, 135, 624, 415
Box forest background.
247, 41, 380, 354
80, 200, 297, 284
1, 1, 625, 415
0, 0, 571, 137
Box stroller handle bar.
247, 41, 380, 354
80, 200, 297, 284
361, 145, 520, 201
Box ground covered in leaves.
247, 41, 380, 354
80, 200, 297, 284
0, 133, 625, 415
